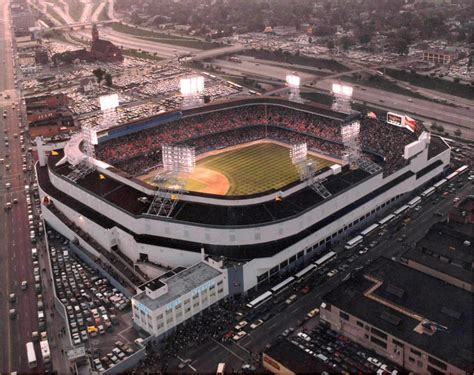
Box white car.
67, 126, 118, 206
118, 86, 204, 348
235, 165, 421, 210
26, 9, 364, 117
368, 357, 383, 367
250, 319, 263, 330
232, 331, 247, 341
326, 269, 338, 277
234, 320, 248, 330
297, 332, 311, 342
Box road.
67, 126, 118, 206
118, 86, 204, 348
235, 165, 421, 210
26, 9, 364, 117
0, 1, 45, 372
164, 178, 473, 373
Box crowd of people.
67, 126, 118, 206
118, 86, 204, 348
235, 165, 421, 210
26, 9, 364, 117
95, 105, 418, 177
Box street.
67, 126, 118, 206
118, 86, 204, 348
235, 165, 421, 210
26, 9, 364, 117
162, 177, 473, 373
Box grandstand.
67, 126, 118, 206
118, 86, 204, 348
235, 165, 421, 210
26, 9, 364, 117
37, 97, 451, 292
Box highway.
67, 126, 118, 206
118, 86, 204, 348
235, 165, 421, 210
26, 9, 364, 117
164, 178, 473, 373
0, 1, 44, 373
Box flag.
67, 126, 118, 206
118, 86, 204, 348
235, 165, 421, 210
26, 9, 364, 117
50, 150, 59, 156
367, 112, 377, 119
99, 174, 106, 180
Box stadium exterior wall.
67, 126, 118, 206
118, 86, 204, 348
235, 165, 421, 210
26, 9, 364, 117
46, 145, 448, 248
39, 144, 450, 291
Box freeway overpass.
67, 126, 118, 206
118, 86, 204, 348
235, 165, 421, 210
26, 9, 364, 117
37, 20, 115, 32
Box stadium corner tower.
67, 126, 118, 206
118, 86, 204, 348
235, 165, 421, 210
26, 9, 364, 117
36, 97, 450, 294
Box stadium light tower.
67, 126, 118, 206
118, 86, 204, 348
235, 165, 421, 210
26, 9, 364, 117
148, 145, 196, 217
81, 93, 119, 160
180, 76, 205, 109
341, 119, 361, 170
331, 83, 353, 114
286, 73, 303, 103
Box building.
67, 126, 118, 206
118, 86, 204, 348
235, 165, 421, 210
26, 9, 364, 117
262, 339, 332, 374
320, 257, 473, 374
448, 195, 474, 225
36, 98, 450, 296
90, 25, 123, 63
403, 220, 473, 293
80, 78, 97, 94
131, 258, 228, 338
35, 47, 49, 65
422, 49, 458, 65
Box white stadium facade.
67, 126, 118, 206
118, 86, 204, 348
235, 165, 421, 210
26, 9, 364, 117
36, 97, 451, 309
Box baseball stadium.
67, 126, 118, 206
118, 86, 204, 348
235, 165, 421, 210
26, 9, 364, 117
36, 97, 451, 293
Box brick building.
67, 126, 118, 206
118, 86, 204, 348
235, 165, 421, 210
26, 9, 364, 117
320, 258, 473, 374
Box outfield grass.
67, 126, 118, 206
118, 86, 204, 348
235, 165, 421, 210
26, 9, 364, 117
198, 142, 334, 196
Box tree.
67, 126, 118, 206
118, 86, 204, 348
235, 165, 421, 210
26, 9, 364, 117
104, 73, 113, 87
454, 128, 462, 137
327, 39, 335, 50
340, 36, 354, 51
92, 68, 105, 84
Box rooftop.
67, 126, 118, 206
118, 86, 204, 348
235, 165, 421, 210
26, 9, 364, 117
322, 257, 473, 371
133, 262, 222, 310
404, 221, 473, 284
264, 339, 332, 374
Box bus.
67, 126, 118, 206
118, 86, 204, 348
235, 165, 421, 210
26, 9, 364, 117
421, 187, 436, 198
456, 165, 469, 175
344, 235, 363, 250
216, 363, 226, 375
433, 179, 447, 190
40, 340, 51, 364
227, 81, 243, 91
246, 291, 272, 309
270, 277, 295, 295
295, 264, 316, 281
378, 214, 396, 227
360, 223, 380, 237
393, 205, 409, 216
26, 342, 37, 368
314, 251, 337, 267
407, 196, 421, 208
445, 171, 458, 181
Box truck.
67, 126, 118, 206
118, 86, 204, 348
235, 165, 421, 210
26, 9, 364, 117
40, 340, 51, 364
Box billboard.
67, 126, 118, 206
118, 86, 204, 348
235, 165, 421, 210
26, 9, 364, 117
99, 94, 119, 111
386, 112, 405, 127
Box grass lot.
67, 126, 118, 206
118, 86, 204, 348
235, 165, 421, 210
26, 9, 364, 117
385, 68, 474, 100
242, 49, 350, 73
199, 142, 333, 196
66, 0, 85, 22
109, 22, 222, 50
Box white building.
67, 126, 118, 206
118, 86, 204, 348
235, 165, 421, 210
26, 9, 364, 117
132, 259, 228, 338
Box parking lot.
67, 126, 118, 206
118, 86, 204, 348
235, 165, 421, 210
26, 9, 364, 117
46, 229, 142, 372
290, 322, 401, 374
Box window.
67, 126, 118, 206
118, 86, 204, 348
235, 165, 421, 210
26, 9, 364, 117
217, 280, 223, 286
411, 348, 422, 357
370, 336, 387, 349
297, 250, 304, 258
339, 311, 350, 321
279, 260, 288, 269
427, 365, 444, 374
356, 321, 364, 328
428, 356, 447, 371
371, 327, 387, 340
257, 273, 268, 283
270, 266, 278, 275
218, 288, 224, 294
185, 307, 191, 313
289, 255, 296, 263
408, 357, 415, 363
393, 339, 404, 348
156, 314, 163, 321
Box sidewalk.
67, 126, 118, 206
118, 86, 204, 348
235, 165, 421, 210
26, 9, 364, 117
37, 239, 72, 374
